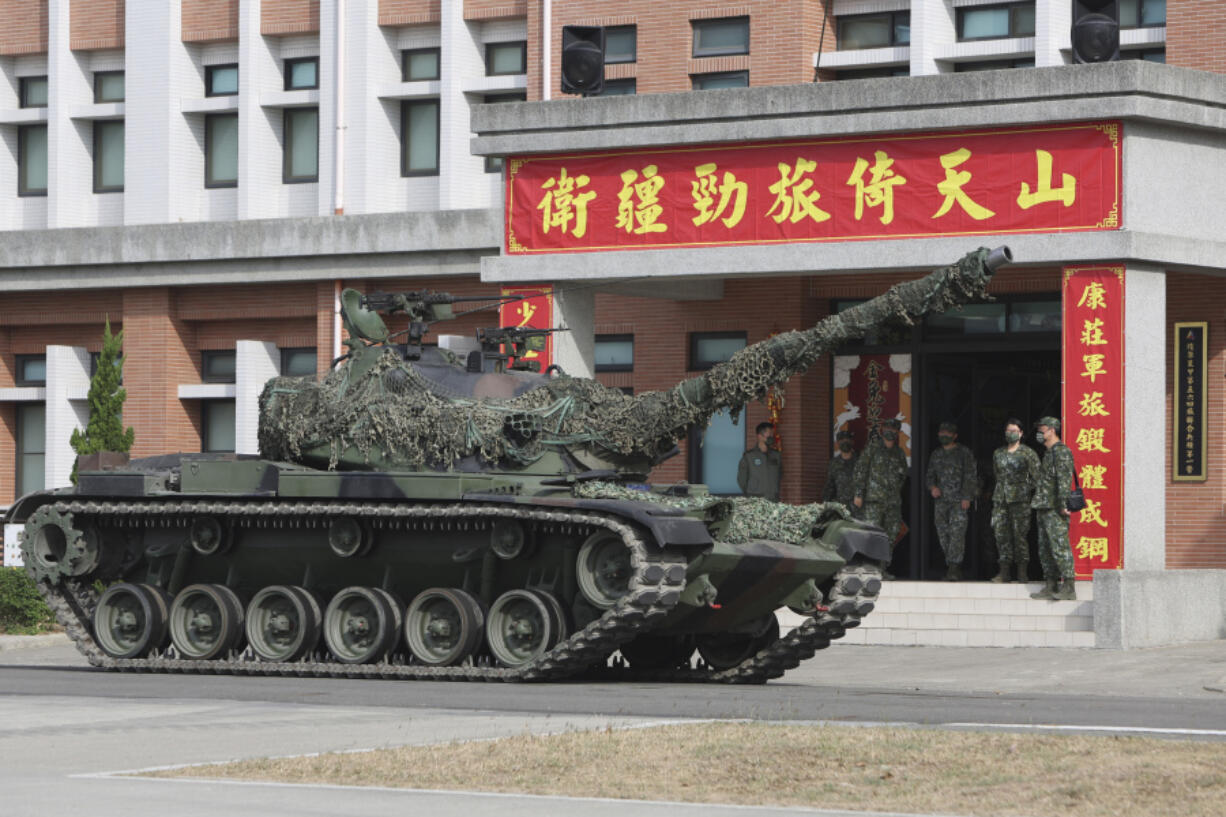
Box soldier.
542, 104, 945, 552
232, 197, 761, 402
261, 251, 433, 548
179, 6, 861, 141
989, 418, 1040, 583
853, 418, 909, 579
1030, 416, 1077, 600
925, 421, 977, 581
822, 430, 859, 512
737, 421, 782, 501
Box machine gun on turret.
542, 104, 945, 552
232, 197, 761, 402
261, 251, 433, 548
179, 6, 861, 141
476, 326, 570, 374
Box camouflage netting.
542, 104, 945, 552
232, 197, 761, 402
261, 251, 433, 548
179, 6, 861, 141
573, 481, 853, 545
259, 248, 997, 471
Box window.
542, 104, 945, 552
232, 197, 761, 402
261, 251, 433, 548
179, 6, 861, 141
605, 26, 636, 64
17, 404, 45, 497
594, 334, 633, 372
481, 93, 525, 172
15, 355, 46, 386
280, 347, 318, 377
692, 17, 749, 57
925, 303, 1007, 336
94, 71, 125, 103
402, 48, 440, 81
689, 331, 746, 371
1009, 300, 1061, 333
1122, 48, 1166, 63
283, 107, 318, 183
485, 41, 526, 76
202, 350, 236, 383
205, 64, 238, 96
835, 67, 910, 80
89, 351, 124, 381
93, 120, 124, 193
401, 99, 439, 176
1120, 0, 1165, 28
838, 12, 910, 50
202, 400, 236, 453
602, 78, 636, 95
284, 57, 318, 90
955, 58, 1035, 72
19, 76, 47, 107
691, 71, 748, 90
205, 113, 238, 188
18, 125, 47, 196
957, 3, 1035, 40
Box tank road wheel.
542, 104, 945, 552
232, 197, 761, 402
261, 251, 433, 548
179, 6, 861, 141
619, 635, 695, 670
695, 614, 781, 671
405, 588, 484, 666
245, 585, 321, 662
486, 589, 554, 668
323, 587, 398, 664
168, 584, 245, 660
189, 517, 227, 556
528, 589, 569, 647
369, 588, 405, 651
576, 531, 633, 609
21, 505, 101, 584
93, 583, 171, 659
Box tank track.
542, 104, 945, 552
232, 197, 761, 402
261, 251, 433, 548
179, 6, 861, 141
32, 499, 879, 684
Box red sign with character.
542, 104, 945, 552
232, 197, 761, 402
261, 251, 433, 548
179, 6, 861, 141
498, 285, 554, 371
1062, 266, 1125, 577
506, 122, 1121, 254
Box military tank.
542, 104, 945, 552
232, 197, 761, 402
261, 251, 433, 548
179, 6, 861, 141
9, 246, 1010, 683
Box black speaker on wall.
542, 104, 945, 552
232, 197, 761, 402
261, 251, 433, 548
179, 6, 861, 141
561, 25, 605, 95
1072, 0, 1120, 63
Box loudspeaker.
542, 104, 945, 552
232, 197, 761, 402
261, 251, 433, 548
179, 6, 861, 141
1072, 0, 1119, 64
561, 25, 605, 95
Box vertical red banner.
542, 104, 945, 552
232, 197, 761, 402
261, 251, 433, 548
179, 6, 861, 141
499, 285, 554, 370
832, 354, 914, 462
1062, 267, 1125, 577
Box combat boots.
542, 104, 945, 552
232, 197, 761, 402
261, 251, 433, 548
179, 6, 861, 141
989, 563, 1011, 583
1052, 578, 1077, 600
1015, 561, 1029, 583
1030, 578, 1057, 600
944, 564, 962, 581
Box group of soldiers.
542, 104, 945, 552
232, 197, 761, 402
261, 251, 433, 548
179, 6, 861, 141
821, 416, 1079, 600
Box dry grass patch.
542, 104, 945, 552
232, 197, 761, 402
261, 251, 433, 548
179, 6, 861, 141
152, 721, 1226, 817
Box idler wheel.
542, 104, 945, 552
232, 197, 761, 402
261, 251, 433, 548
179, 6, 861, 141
695, 613, 780, 671
405, 588, 485, 666
93, 583, 171, 659
486, 589, 554, 668
168, 584, 245, 660
21, 505, 101, 584
245, 585, 321, 662
576, 531, 633, 609
189, 516, 227, 556
323, 586, 399, 664
619, 634, 695, 670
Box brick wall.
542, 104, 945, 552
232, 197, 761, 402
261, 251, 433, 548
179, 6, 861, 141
122, 288, 198, 458
182, 0, 239, 43
464, 0, 526, 21
0, 0, 48, 55
1167, 0, 1226, 74
1165, 270, 1226, 568
525, 0, 831, 101
70, 0, 124, 51
261, 0, 319, 36
379, 0, 440, 26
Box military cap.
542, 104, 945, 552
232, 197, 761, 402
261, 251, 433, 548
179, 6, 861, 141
1035, 416, 1061, 432
882, 418, 902, 430
836, 430, 854, 441
938, 421, 958, 433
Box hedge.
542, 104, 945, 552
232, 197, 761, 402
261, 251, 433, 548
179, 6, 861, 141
0, 568, 55, 634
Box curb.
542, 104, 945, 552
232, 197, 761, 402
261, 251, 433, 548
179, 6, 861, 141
0, 632, 70, 652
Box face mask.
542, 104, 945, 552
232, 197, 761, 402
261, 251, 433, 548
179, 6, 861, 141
838, 440, 853, 452
1035, 431, 1047, 444
1005, 431, 1021, 443
938, 434, 953, 445
882, 431, 898, 442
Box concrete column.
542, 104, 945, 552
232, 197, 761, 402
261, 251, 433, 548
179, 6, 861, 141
337, 0, 393, 215
1122, 265, 1166, 570
1034, 0, 1071, 67
237, 0, 284, 219
44, 345, 90, 489
438, 1, 484, 209
909, 0, 956, 76
235, 340, 279, 455
552, 283, 594, 378
317, 0, 338, 216
46, 0, 95, 228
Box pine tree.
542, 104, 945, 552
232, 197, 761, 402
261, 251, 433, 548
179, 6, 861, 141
70, 319, 135, 482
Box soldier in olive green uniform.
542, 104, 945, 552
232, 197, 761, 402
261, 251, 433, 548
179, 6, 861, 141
737, 422, 782, 501
1030, 416, 1077, 600
853, 418, 909, 579
925, 421, 977, 581
823, 430, 859, 512
989, 417, 1040, 583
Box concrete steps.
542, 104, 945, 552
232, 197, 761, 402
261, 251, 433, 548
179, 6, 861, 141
781, 580, 1095, 647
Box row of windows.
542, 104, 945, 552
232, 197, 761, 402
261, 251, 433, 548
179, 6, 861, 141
839, 0, 1166, 51
11, 348, 315, 388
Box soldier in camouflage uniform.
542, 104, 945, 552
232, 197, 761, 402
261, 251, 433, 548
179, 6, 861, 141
853, 418, 909, 579
1030, 416, 1077, 600
925, 421, 977, 581
989, 417, 1040, 584
823, 430, 859, 513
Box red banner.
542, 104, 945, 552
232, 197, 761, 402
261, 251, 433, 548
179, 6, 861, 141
1062, 267, 1125, 578
832, 354, 913, 463
507, 122, 1121, 254
499, 285, 554, 370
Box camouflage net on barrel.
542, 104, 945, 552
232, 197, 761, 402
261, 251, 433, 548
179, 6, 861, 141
258, 249, 996, 470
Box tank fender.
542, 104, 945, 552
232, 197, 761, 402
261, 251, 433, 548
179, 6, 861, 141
462, 493, 713, 548
821, 518, 891, 563
4, 491, 67, 526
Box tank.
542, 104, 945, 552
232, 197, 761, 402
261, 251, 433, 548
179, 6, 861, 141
8, 246, 1011, 683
